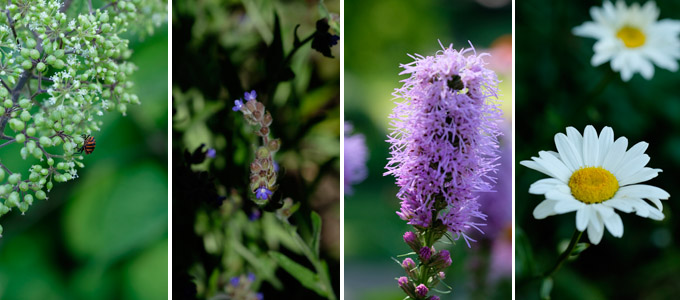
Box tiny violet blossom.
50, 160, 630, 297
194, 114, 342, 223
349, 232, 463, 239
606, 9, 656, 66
572, 1, 680, 81
206, 148, 217, 158
244, 90, 257, 101
233, 99, 244, 111
255, 187, 273, 200
521, 125, 670, 244
344, 122, 368, 194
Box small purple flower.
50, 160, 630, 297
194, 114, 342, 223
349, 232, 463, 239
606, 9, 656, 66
244, 90, 257, 101
344, 122, 368, 195
255, 186, 272, 200
232, 99, 243, 111
256, 293, 263, 300
415, 284, 429, 298
438, 271, 445, 279
418, 246, 432, 261
206, 148, 216, 158
330, 35, 340, 46
230, 276, 240, 286
401, 257, 416, 269
249, 209, 261, 221
397, 276, 409, 287
273, 160, 279, 173
428, 296, 440, 300
247, 272, 256, 282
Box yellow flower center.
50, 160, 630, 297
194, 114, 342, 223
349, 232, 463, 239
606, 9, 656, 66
616, 26, 646, 48
568, 167, 619, 204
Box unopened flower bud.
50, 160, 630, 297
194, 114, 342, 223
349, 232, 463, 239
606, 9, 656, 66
403, 231, 421, 252
268, 139, 281, 152
415, 284, 429, 298
418, 246, 432, 262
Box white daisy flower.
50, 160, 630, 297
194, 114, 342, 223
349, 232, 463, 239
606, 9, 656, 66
572, 1, 680, 81
521, 125, 669, 245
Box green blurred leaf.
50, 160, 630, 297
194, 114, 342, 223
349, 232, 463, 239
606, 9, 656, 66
123, 239, 168, 300
541, 277, 553, 300
310, 211, 322, 257
516, 227, 536, 278
63, 162, 168, 263
269, 251, 326, 297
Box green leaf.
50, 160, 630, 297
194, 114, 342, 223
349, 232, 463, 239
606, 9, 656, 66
269, 251, 327, 297
310, 211, 322, 257
540, 277, 553, 300
569, 242, 590, 258
515, 227, 536, 278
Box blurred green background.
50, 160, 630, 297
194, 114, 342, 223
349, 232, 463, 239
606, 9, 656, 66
0, 25, 169, 300
516, 0, 680, 299
343, 0, 511, 299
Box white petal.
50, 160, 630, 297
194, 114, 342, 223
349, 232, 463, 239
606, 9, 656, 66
582, 126, 600, 166
586, 215, 605, 245
533, 200, 559, 219
602, 137, 628, 171
603, 198, 635, 213
536, 151, 572, 182
553, 198, 584, 214
565, 127, 584, 160
648, 198, 663, 211
529, 178, 565, 195
520, 160, 552, 177
617, 184, 670, 200
613, 154, 650, 180
554, 133, 581, 171
575, 206, 590, 231
593, 203, 616, 219
603, 212, 624, 237
618, 167, 661, 186
546, 189, 576, 202
597, 127, 614, 166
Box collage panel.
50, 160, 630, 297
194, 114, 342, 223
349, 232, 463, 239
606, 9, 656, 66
516, 0, 680, 299
343, 0, 512, 299
0, 0, 168, 299
171, 0, 340, 299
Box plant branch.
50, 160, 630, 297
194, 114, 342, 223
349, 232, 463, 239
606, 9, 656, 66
543, 229, 583, 279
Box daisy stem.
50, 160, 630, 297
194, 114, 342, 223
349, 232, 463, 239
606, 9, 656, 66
543, 229, 583, 279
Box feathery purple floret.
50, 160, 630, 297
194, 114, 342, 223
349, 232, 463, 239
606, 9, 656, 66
344, 122, 368, 194
385, 41, 502, 246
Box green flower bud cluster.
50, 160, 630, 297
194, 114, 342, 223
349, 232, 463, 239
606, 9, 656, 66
0, 0, 166, 236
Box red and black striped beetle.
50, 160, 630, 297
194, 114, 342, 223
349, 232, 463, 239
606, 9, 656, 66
77, 135, 96, 155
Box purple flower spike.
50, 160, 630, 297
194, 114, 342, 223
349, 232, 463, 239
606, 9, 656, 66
232, 99, 243, 111
256, 293, 263, 300
255, 186, 272, 200
419, 246, 432, 261
397, 276, 409, 287
385, 41, 501, 244
244, 90, 257, 101
229, 276, 240, 286
415, 284, 429, 298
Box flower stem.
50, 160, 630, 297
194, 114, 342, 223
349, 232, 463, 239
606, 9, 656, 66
543, 229, 583, 278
